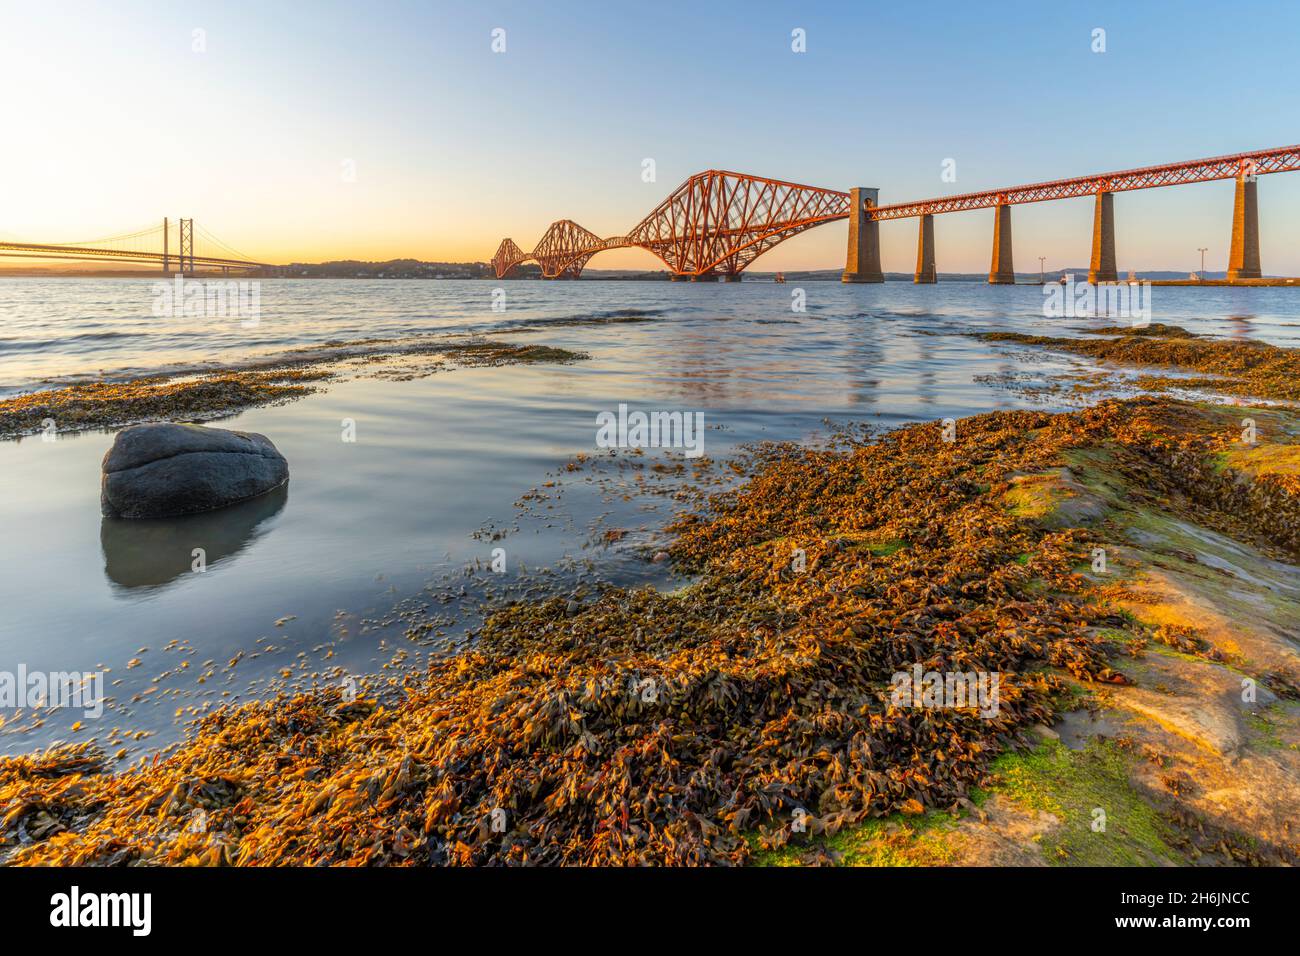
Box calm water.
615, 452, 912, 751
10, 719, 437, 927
2, 277, 1298, 759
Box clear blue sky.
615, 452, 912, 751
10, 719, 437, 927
3, 0, 1297, 272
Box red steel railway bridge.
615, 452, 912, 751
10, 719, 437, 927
491, 145, 1300, 284
0, 219, 268, 273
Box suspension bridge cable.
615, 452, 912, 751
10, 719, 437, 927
195, 225, 259, 263
59, 223, 165, 248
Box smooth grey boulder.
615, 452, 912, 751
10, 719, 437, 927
101, 422, 289, 518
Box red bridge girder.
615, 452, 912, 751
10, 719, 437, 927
626, 171, 849, 276
867, 144, 1300, 220
491, 171, 849, 279
490, 238, 527, 278
490, 145, 1300, 279
530, 220, 605, 278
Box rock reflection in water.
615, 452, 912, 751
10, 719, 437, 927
100, 483, 288, 591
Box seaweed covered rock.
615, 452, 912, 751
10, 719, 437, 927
101, 422, 289, 518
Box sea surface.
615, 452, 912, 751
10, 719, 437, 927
2, 276, 1298, 759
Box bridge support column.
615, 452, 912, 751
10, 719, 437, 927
1227, 173, 1261, 280
988, 202, 1015, 284
914, 214, 936, 283
842, 187, 883, 283
1088, 191, 1117, 283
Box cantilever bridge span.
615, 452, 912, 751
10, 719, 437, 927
492, 144, 1300, 283
493, 170, 850, 281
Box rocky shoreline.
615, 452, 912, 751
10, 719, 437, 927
2, 326, 1298, 866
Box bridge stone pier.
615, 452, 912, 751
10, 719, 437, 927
988, 202, 1015, 284
914, 213, 936, 283
1227, 172, 1262, 280
1088, 190, 1117, 283
841, 187, 884, 282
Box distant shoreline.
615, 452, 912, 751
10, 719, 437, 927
2, 268, 1299, 285
1149, 277, 1300, 286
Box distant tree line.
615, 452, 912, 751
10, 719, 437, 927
269, 259, 494, 279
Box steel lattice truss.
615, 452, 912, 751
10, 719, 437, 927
490, 238, 527, 278
625, 171, 850, 275
867, 144, 1300, 220
531, 220, 606, 278
491, 171, 850, 278
491, 145, 1300, 278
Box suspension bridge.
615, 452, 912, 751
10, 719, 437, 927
0, 219, 269, 273
491, 144, 1300, 283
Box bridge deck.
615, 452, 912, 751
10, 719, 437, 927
492, 145, 1300, 279
0, 241, 265, 269
867, 144, 1300, 220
